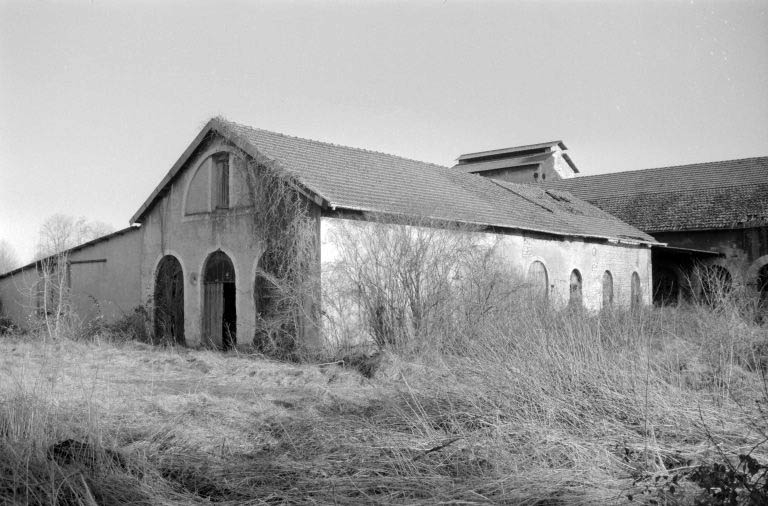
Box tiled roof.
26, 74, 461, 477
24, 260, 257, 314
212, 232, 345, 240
131, 118, 656, 244
547, 157, 768, 232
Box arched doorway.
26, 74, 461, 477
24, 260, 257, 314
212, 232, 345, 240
631, 272, 642, 310
653, 266, 679, 306
154, 255, 185, 345
758, 264, 768, 305
602, 271, 614, 309
527, 261, 549, 302
203, 251, 236, 350
569, 269, 582, 308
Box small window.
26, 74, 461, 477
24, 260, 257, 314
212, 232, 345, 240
631, 272, 642, 310
602, 271, 614, 308
569, 269, 582, 307
213, 153, 230, 209
527, 260, 548, 302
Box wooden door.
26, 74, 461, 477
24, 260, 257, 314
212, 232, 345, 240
203, 282, 223, 347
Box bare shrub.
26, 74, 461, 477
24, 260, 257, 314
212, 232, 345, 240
34, 214, 114, 260
0, 239, 20, 275
32, 253, 80, 341
324, 216, 526, 354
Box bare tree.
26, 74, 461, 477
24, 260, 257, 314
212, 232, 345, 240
0, 239, 20, 275
34, 214, 114, 259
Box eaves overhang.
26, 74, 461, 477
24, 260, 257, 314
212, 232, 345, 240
322, 203, 660, 247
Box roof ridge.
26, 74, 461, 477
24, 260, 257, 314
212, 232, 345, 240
566, 155, 768, 180
215, 117, 450, 170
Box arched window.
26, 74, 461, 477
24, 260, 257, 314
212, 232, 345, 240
203, 251, 236, 350
185, 152, 231, 215
631, 272, 642, 310
212, 153, 230, 209
602, 271, 614, 309
569, 269, 582, 307
527, 261, 549, 302
653, 266, 679, 306
154, 255, 185, 345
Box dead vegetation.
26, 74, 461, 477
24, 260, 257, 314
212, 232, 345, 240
243, 156, 319, 360
2, 297, 768, 504
3, 213, 768, 504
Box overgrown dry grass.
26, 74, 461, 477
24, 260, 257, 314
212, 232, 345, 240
1, 303, 767, 505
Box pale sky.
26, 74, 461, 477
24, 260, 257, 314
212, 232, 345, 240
1, 0, 767, 265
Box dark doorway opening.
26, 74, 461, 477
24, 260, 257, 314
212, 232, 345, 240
203, 251, 236, 350
222, 282, 237, 350
653, 266, 679, 306
154, 255, 185, 345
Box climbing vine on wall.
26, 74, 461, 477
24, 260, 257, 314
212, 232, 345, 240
244, 157, 319, 359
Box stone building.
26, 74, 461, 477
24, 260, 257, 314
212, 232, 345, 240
0, 118, 656, 349
453, 145, 768, 305
546, 157, 768, 305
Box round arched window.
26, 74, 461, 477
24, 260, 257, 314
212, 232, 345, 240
527, 261, 549, 301
569, 269, 583, 307
602, 271, 613, 309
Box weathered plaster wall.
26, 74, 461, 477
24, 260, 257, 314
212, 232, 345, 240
0, 228, 142, 329
141, 139, 259, 348
67, 228, 142, 321
139, 136, 322, 349
320, 216, 652, 343
0, 267, 41, 328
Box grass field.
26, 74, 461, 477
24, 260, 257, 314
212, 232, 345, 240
1, 304, 767, 505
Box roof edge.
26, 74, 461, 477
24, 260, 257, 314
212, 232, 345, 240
0, 226, 141, 281
323, 203, 661, 246
457, 140, 567, 162
130, 120, 218, 224
129, 117, 331, 224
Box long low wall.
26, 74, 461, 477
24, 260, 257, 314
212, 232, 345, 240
319, 216, 653, 344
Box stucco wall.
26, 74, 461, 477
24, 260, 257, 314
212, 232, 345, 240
0, 267, 41, 328
320, 216, 652, 343
0, 228, 142, 329
138, 136, 322, 349
67, 228, 142, 321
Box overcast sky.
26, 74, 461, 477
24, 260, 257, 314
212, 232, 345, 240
1, 0, 766, 264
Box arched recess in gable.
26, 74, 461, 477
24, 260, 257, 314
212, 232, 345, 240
182, 147, 251, 216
